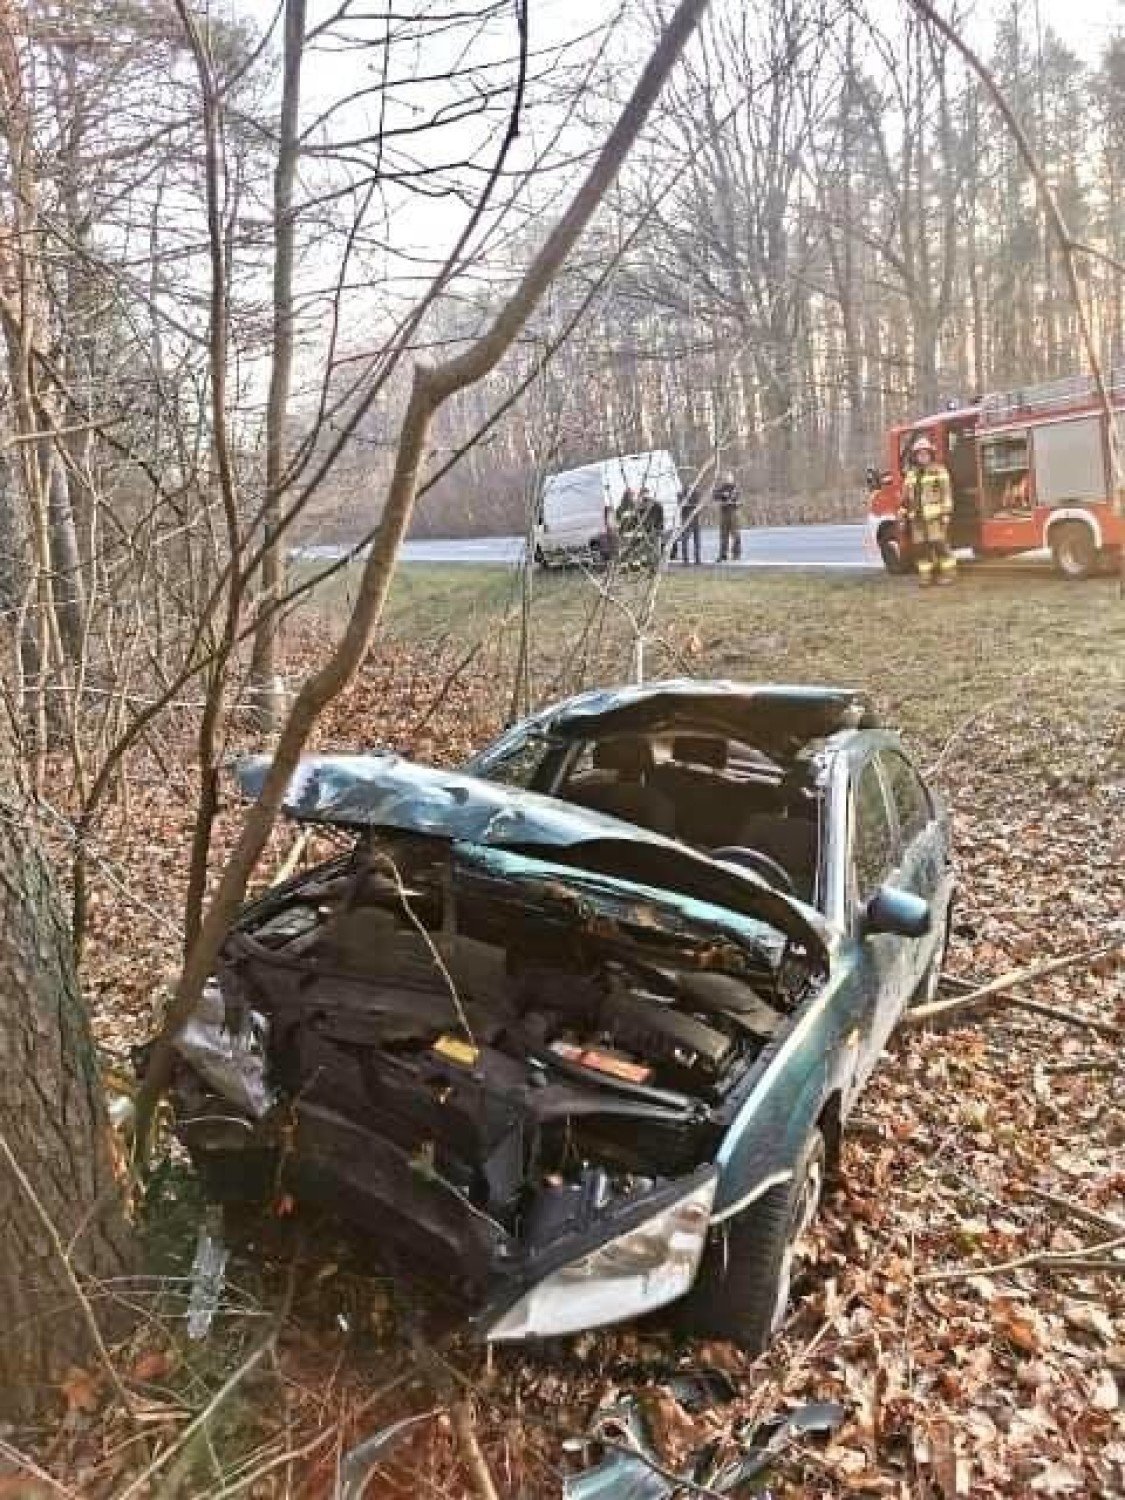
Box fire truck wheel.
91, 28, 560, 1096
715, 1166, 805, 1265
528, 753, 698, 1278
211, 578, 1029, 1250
1051, 522, 1098, 580
877, 527, 908, 575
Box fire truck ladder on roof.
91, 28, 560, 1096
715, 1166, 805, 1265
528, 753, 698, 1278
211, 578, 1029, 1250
980, 365, 1125, 424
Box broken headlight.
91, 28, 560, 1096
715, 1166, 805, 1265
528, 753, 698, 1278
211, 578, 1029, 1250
486, 1172, 716, 1340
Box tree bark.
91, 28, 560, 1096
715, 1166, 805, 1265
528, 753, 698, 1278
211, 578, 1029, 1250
0, 777, 132, 1417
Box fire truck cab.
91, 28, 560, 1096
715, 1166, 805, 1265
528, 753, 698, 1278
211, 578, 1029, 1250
867, 372, 1125, 579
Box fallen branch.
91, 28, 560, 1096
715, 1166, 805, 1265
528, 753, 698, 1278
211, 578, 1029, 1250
906, 938, 1125, 1028
1020, 1183, 1125, 1240
401, 1333, 500, 1500
918, 1233, 1125, 1285
0, 1435, 83, 1500
999, 993, 1122, 1040
1046, 1059, 1117, 1076
1043, 1258, 1125, 1275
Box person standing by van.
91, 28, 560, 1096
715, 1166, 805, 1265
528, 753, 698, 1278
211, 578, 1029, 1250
616, 486, 640, 565
674, 480, 704, 565
714, 473, 742, 562
638, 486, 664, 568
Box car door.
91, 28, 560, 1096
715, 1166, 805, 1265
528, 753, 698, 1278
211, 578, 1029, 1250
876, 748, 949, 989
848, 753, 910, 1085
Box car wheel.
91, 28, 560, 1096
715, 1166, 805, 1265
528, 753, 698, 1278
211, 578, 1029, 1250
534, 545, 550, 570
1051, 522, 1097, 580
679, 1128, 825, 1353
877, 526, 907, 575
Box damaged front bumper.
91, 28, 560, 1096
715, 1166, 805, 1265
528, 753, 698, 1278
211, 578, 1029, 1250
478, 1166, 717, 1340
174, 1064, 719, 1341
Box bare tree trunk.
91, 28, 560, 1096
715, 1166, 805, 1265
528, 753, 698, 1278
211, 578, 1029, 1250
41, 442, 85, 666
0, 770, 132, 1417
247, 0, 306, 730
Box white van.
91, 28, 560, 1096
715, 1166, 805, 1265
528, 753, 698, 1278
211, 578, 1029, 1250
534, 450, 681, 566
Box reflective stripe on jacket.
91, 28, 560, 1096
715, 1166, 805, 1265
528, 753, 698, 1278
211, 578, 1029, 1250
903, 465, 952, 523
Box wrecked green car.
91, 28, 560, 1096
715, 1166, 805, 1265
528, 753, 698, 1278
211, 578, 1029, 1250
168, 681, 953, 1351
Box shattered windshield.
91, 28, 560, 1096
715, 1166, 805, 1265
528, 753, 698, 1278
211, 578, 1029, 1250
464, 727, 557, 789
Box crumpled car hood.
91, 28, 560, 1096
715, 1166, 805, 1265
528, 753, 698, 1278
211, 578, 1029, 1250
235, 752, 828, 966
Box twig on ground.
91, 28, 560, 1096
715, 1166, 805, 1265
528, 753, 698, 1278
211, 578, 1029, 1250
1004, 993, 1121, 1038
405, 1330, 500, 1500
906, 938, 1125, 1028
118, 1261, 298, 1500
1042, 1259, 1125, 1274
1046, 1059, 1117, 1075
0, 1436, 84, 1499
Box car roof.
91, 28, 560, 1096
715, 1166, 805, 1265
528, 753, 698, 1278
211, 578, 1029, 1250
522, 680, 877, 745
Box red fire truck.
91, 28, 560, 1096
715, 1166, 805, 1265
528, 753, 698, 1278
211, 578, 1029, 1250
866, 371, 1125, 579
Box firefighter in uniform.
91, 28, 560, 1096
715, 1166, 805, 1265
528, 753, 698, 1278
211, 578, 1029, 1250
901, 436, 956, 586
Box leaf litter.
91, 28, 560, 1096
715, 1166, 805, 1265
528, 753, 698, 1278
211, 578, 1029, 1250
27, 573, 1125, 1496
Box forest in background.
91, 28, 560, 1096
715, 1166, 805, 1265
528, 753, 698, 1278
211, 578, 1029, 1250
388, 3, 1125, 535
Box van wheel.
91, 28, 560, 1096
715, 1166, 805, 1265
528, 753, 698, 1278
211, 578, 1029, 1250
877, 526, 907, 575
678, 1129, 825, 1353
1051, 522, 1098, 579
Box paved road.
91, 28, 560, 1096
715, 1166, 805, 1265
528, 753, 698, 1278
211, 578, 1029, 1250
296, 522, 882, 570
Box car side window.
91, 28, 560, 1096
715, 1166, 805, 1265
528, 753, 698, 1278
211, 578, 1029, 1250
852, 761, 896, 908
879, 751, 931, 846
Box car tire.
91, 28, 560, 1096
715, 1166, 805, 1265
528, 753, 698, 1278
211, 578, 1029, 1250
1051, 522, 1098, 580
534, 545, 550, 570
679, 1128, 826, 1353
877, 526, 908, 575
912, 904, 951, 1007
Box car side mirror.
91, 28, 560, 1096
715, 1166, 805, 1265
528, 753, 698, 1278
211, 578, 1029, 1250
864, 884, 931, 938
864, 464, 881, 490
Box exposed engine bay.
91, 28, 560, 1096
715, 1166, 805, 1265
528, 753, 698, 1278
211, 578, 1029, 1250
170, 831, 819, 1325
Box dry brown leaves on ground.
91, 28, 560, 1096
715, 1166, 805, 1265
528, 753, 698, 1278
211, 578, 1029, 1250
25, 575, 1125, 1497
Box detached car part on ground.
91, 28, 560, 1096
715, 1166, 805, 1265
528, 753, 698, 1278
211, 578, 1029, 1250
161, 682, 954, 1352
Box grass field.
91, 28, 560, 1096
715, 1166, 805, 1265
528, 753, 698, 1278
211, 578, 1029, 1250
298, 558, 1125, 763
